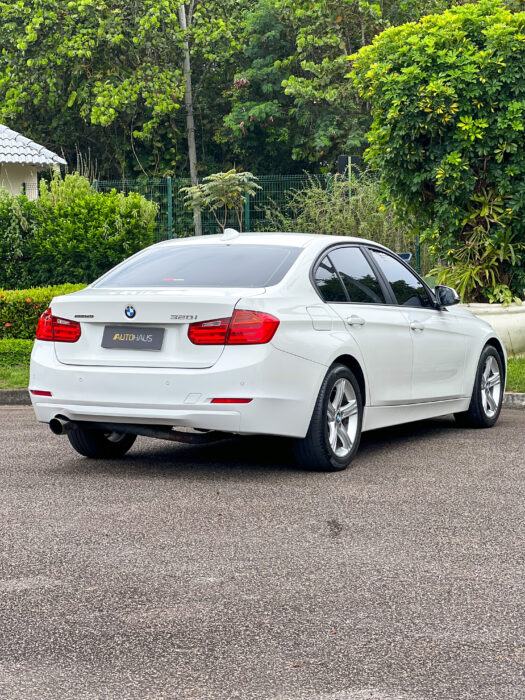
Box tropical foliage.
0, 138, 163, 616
350, 0, 525, 301
0, 0, 506, 178
265, 172, 417, 257
181, 170, 261, 232
0, 0, 243, 177
1, 1, 525, 302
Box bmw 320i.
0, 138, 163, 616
30, 230, 506, 471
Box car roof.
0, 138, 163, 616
157, 231, 386, 251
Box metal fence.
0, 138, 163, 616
94, 174, 328, 241
94, 175, 427, 273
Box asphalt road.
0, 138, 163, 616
0, 406, 524, 700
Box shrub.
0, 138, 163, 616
0, 339, 34, 366
0, 174, 157, 288
263, 172, 427, 266
0, 189, 37, 289
0, 284, 86, 339
29, 174, 157, 286
350, 1, 525, 302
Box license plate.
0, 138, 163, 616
102, 326, 165, 351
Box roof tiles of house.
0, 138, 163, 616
0, 124, 67, 166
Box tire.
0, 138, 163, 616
67, 425, 137, 458
454, 345, 504, 429
292, 363, 363, 471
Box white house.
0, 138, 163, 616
0, 124, 66, 200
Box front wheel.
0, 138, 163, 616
292, 364, 363, 471
67, 425, 137, 459
455, 345, 504, 428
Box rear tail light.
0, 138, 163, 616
227, 310, 280, 345
35, 308, 81, 343
30, 390, 52, 397
188, 310, 279, 345
187, 317, 231, 345
211, 398, 253, 404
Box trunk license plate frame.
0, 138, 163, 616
101, 326, 165, 351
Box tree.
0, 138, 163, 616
178, 2, 201, 234
220, 0, 470, 171
220, 0, 309, 173
350, 1, 525, 302
0, 0, 243, 180
181, 170, 261, 232
1, 0, 521, 183
274, 0, 464, 168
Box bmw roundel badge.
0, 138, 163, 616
125, 305, 136, 319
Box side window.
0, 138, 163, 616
371, 251, 432, 308
314, 256, 347, 302
329, 247, 386, 304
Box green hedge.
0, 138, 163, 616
0, 339, 34, 366
0, 284, 86, 339
0, 173, 157, 289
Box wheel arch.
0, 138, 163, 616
331, 354, 367, 406
484, 336, 507, 383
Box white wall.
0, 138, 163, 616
0, 163, 39, 199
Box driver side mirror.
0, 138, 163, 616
435, 285, 460, 307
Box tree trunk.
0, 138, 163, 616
179, 3, 202, 236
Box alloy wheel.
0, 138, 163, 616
480, 355, 501, 418
326, 378, 359, 458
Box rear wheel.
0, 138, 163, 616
455, 345, 503, 428
293, 364, 363, 472
67, 425, 136, 458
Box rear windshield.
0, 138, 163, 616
94, 244, 302, 288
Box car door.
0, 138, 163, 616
313, 245, 413, 406
367, 248, 468, 401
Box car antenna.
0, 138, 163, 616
221, 228, 240, 240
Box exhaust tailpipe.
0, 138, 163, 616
49, 417, 75, 435
48, 417, 229, 445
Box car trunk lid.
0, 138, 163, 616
51, 287, 265, 368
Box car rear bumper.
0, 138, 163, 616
29, 341, 326, 438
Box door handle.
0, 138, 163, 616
346, 315, 365, 327
410, 321, 425, 332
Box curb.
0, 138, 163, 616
503, 392, 525, 409
0, 389, 30, 405
2, 389, 525, 409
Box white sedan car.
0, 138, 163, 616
30, 231, 505, 471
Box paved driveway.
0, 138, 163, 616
0, 406, 524, 700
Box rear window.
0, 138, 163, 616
94, 244, 302, 288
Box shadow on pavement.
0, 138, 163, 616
55, 414, 464, 478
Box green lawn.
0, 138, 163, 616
507, 356, 525, 393
1, 356, 524, 393
0, 365, 30, 390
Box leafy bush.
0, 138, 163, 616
0, 284, 86, 339
430, 225, 523, 304
350, 1, 525, 302
0, 189, 37, 289
30, 174, 157, 286
0, 174, 157, 288
263, 172, 427, 265
0, 339, 34, 366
